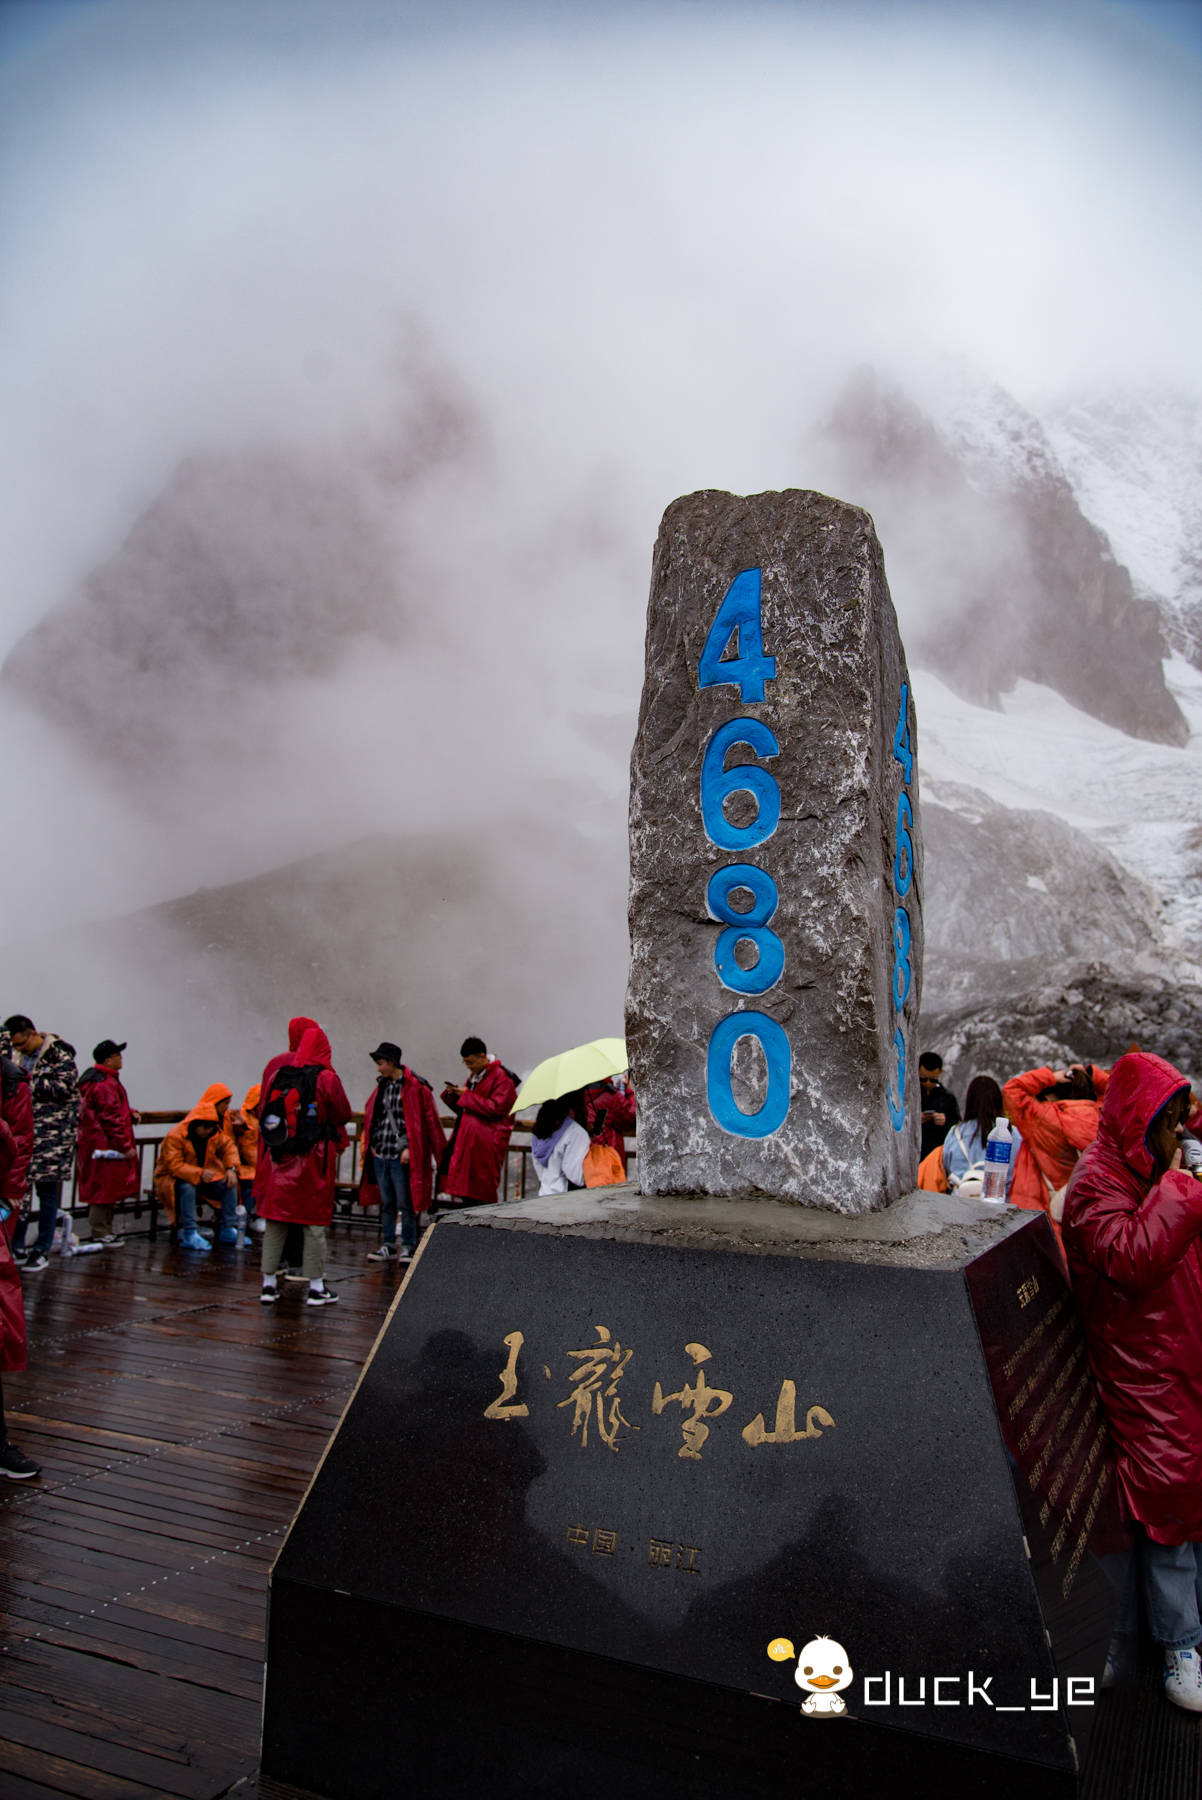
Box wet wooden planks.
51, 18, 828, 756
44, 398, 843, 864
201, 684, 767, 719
1, 1237, 400, 1799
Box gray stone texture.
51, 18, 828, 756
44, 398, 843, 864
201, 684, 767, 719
626, 488, 922, 1210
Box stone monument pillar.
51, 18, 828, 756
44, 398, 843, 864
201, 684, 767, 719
628, 488, 921, 1209
260, 489, 1127, 1800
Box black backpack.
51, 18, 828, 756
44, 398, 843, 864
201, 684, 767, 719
260, 1064, 325, 1158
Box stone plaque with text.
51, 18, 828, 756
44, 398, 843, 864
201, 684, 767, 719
262, 1206, 1121, 1799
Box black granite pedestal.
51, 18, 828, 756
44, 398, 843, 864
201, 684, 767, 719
262, 1191, 1128, 1799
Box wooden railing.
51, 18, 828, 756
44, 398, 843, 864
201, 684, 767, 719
53, 1114, 637, 1240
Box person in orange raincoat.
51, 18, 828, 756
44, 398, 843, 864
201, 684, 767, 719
0, 1061, 37, 1478
226, 1085, 261, 1238
257, 1024, 351, 1306
1003, 1061, 1110, 1222
154, 1086, 239, 1251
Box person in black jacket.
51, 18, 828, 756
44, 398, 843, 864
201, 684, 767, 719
919, 1051, 961, 1162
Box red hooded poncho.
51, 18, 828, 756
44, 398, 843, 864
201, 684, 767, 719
253, 1018, 317, 1204
256, 1025, 352, 1227
1062, 1051, 1202, 1545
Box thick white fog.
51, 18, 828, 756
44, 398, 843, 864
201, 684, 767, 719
0, 0, 1198, 1099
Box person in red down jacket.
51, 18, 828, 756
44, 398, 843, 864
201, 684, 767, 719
0, 1055, 37, 1478
584, 1076, 636, 1177
1003, 1060, 1109, 1220
438, 1036, 518, 1207
257, 1023, 351, 1308
1062, 1051, 1202, 1713
76, 1040, 140, 1246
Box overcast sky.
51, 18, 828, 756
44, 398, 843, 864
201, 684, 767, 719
2, 0, 1199, 646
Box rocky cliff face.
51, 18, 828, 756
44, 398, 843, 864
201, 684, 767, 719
920, 962, 1202, 1105
819, 369, 1188, 746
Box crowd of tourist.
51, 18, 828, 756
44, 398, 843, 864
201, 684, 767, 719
2, 1012, 1202, 1715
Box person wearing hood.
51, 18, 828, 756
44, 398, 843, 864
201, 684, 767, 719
256, 1018, 318, 1272
76, 1041, 140, 1246
1062, 1051, 1202, 1713
438, 1037, 518, 1207
1, 1016, 79, 1271
357, 1043, 446, 1263
1003, 1060, 1109, 1219
226, 1085, 261, 1240
153, 1082, 239, 1252
257, 1023, 351, 1306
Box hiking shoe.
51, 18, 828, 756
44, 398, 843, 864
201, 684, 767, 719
0, 1443, 41, 1480
178, 1230, 212, 1253
259, 1284, 278, 1304
306, 1285, 339, 1307
366, 1244, 397, 1262
21, 1252, 49, 1273
1164, 1647, 1202, 1712
11, 1248, 28, 1267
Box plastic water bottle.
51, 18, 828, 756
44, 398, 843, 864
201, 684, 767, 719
982, 1118, 1013, 1205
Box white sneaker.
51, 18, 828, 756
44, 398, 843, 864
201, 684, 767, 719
1164, 1646, 1202, 1712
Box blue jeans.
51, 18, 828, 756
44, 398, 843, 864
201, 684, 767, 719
13, 1180, 61, 1256
1144, 1539, 1202, 1650
175, 1180, 237, 1234
375, 1157, 415, 1252
239, 1178, 255, 1223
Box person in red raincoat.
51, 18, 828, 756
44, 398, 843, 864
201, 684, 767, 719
255, 1017, 318, 1272
1062, 1050, 1202, 1711
438, 1037, 518, 1207
76, 1040, 140, 1246
0, 1055, 37, 1478
357, 1041, 446, 1263
1003, 1061, 1109, 1219
257, 1023, 351, 1306
584, 1077, 636, 1177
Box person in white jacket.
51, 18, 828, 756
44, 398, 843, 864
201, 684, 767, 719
530, 1095, 590, 1195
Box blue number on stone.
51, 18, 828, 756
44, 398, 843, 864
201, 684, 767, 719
887, 1025, 906, 1132
892, 906, 911, 1010
698, 567, 776, 704
892, 681, 914, 784
707, 1012, 792, 1139
708, 864, 785, 997
700, 719, 781, 851
893, 792, 914, 897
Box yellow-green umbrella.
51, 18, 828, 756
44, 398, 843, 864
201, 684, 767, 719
512, 1038, 628, 1113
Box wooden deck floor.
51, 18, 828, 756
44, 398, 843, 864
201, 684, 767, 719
0, 1228, 396, 1800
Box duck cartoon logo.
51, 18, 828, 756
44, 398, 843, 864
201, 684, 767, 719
767, 1634, 853, 1718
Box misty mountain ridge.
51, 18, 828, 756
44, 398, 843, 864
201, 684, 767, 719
818, 365, 1188, 746
2, 352, 1200, 1099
